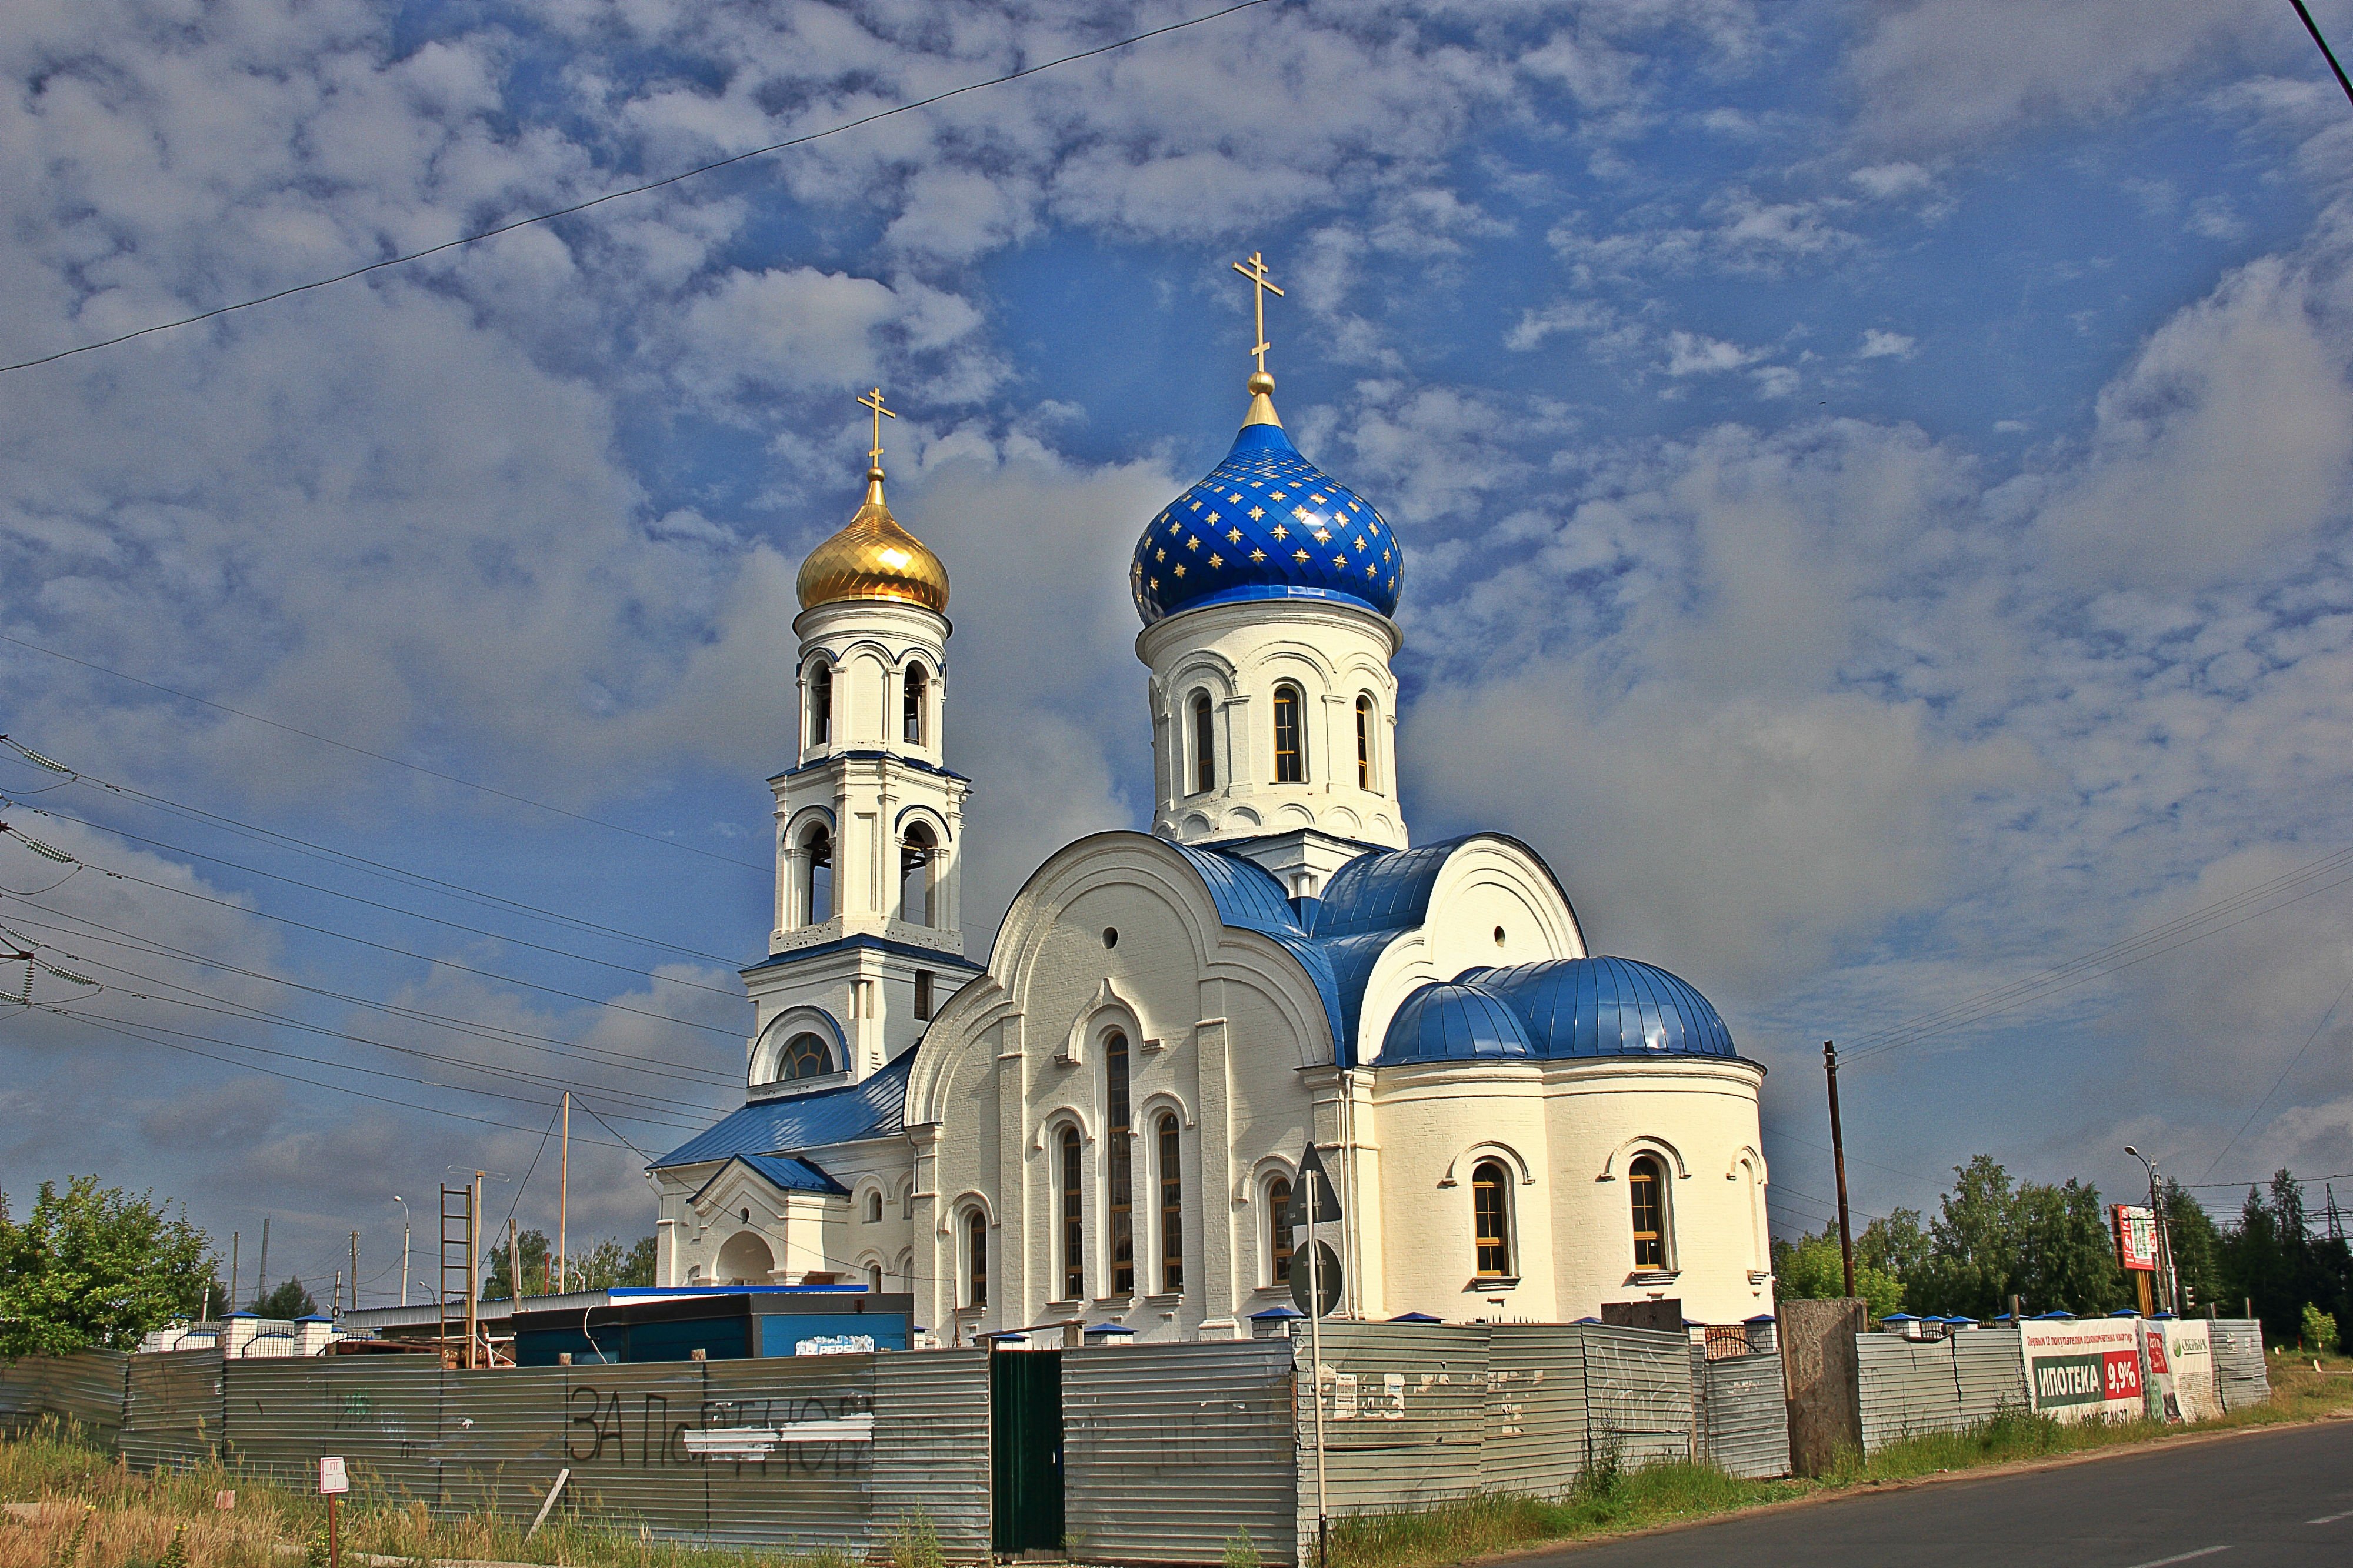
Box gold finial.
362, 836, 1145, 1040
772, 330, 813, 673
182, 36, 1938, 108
1230, 251, 1284, 385
857, 386, 896, 469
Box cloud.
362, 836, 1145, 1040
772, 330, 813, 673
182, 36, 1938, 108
1858, 329, 1917, 359
1664, 330, 1761, 375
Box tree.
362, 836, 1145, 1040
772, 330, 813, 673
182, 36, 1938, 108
0, 1176, 218, 1355
251, 1278, 318, 1319
2161, 1179, 2224, 1314
1772, 1223, 1904, 1319
1903, 1157, 2123, 1319
487, 1231, 656, 1297
481, 1229, 552, 1301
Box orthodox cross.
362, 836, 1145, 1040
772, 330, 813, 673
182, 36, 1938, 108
858, 386, 896, 464
1230, 251, 1284, 376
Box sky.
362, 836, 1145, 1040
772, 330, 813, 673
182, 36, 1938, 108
7, 0, 2353, 1308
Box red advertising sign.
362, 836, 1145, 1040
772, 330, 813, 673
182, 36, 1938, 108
2102, 1349, 2142, 1402
2114, 1204, 2158, 1272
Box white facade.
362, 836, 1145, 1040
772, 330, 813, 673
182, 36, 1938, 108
649, 387, 1772, 1341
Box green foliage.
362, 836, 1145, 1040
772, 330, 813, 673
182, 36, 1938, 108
2219, 1170, 2353, 1350
0, 1176, 218, 1354
2162, 1178, 2225, 1313
1898, 1156, 2124, 1318
885, 1509, 944, 1568
1771, 1225, 1905, 1319
1222, 1526, 1264, 1568
2302, 1302, 2341, 1355
490, 1230, 658, 1298
1574, 1420, 1623, 1502
251, 1277, 319, 1319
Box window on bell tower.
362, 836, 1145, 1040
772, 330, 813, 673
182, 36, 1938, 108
904, 662, 928, 745
798, 824, 833, 925
1191, 691, 1215, 794
1272, 683, 1305, 783
1356, 694, 1375, 789
808, 660, 833, 746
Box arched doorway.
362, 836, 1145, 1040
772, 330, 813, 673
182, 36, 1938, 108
717, 1230, 775, 1285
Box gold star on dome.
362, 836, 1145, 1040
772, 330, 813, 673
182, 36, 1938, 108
1271, 489, 1288, 501
1227, 527, 1243, 543
1169, 521, 1182, 536
1271, 522, 1289, 540
1248, 506, 1265, 521
1251, 548, 1267, 562
1312, 528, 1331, 543
1309, 492, 1327, 505
1207, 511, 1220, 524
1332, 554, 1347, 568
1354, 535, 1367, 551
1149, 576, 1159, 590
1185, 536, 1200, 551
1365, 563, 1377, 578
1208, 552, 1224, 568
1155, 548, 1165, 562
1189, 499, 1203, 512
1174, 563, 1186, 577
1292, 548, 1310, 562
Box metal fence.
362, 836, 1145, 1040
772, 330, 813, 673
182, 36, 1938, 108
1857, 1328, 2028, 1454
121, 1350, 225, 1472
2209, 1318, 2270, 1411
1063, 1339, 1295, 1567
1691, 1350, 1788, 1480
0, 1352, 128, 1444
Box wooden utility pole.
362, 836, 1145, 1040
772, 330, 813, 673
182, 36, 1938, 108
350, 1231, 360, 1313
229, 1231, 240, 1311
1824, 1041, 1855, 1299
509, 1216, 522, 1305
558, 1091, 571, 1296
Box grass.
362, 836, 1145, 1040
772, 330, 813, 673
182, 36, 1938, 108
1322, 1356, 2353, 1568
0, 1423, 855, 1568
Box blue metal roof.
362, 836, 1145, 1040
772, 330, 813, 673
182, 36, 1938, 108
1166, 840, 1304, 938
1131, 419, 1401, 626
690, 1153, 849, 1202
652, 1050, 914, 1169
1381, 981, 1533, 1062
1312, 838, 1475, 938
1459, 956, 1737, 1059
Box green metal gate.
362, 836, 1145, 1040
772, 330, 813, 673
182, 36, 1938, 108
989, 1350, 1064, 1556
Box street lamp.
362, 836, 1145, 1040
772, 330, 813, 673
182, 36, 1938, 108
391, 1196, 412, 1308
2123, 1147, 2179, 1315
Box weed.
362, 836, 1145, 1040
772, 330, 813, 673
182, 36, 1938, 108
1223, 1526, 1264, 1568
886, 1507, 945, 1568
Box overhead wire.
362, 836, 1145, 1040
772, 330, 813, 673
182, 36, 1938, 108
0, 0, 1275, 376
2198, 975, 2353, 1183
0, 824, 748, 1040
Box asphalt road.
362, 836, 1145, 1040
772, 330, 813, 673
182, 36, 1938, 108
1516, 1420, 2353, 1568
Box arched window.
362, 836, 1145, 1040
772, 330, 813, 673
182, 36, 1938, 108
899, 823, 936, 926
808, 661, 833, 746
1191, 691, 1216, 794
904, 662, 928, 745
1106, 1032, 1134, 1296
1059, 1126, 1085, 1301
1267, 1176, 1294, 1284
1272, 684, 1305, 783
1355, 695, 1375, 789
1472, 1159, 1512, 1278
867, 1261, 884, 1293
779, 1033, 834, 1080
799, 825, 834, 926
965, 1210, 988, 1307
864, 1189, 883, 1223
1629, 1155, 1667, 1269
1158, 1113, 1184, 1293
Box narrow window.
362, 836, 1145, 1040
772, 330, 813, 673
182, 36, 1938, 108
1629, 1155, 1666, 1269
899, 823, 936, 926
1106, 1031, 1134, 1296
1191, 692, 1216, 793
780, 1032, 833, 1080
1060, 1126, 1085, 1300
799, 825, 834, 925
1272, 684, 1305, 783
1268, 1177, 1294, 1284
864, 1189, 882, 1223
809, 661, 833, 746
868, 1262, 884, 1293
915, 969, 935, 1022
1158, 1113, 1184, 1293
1355, 695, 1375, 789
904, 662, 928, 745
966, 1210, 988, 1307
1473, 1159, 1512, 1278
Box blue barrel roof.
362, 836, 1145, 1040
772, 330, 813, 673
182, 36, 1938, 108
1378, 956, 1737, 1064
1381, 981, 1534, 1062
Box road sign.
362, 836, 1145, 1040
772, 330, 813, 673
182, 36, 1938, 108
1291, 1240, 1342, 1317
2114, 1205, 2158, 1272
1283, 1144, 1342, 1226
316, 1457, 348, 1496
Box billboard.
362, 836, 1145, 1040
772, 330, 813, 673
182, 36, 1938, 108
2114, 1205, 2158, 1272
2142, 1319, 2220, 1424
2018, 1318, 2146, 1423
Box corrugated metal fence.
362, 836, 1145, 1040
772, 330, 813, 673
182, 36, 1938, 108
1691, 1350, 1789, 1480
1857, 1328, 2029, 1454
121, 1350, 225, 1472
1064, 1339, 1295, 1567
2209, 1319, 2271, 1411
0, 1351, 128, 1444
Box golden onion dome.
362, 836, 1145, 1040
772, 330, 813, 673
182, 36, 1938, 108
795, 466, 950, 614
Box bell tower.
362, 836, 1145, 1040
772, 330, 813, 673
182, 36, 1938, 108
746, 389, 976, 1094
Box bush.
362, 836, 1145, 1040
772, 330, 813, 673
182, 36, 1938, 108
2301, 1302, 2341, 1356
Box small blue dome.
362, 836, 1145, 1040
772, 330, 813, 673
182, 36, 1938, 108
1381, 981, 1532, 1062
1461, 956, 1738, 1059
1132, 420, 1401, 626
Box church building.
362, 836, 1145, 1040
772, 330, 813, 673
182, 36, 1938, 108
648, 267, 1773, 1341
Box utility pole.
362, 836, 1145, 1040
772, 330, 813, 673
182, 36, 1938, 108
1824, 1042, 1855, 1299
255, 1216, 271, 1307
394, 1196, 412, 1307
509, 1216, 522, 1305
229, 1231, 240, 1312
333, 1270, 342, 1317
350, 1231, 360, 1313
2126, 1146, 2178, 1316
558, 1090, 571, 1296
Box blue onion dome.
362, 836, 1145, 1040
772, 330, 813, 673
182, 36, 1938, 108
1449, 956, 1739, 1060
1131, 377, 1402, 627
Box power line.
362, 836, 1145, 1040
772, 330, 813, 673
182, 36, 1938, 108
0, 0, 1274, 376
0, 825, 748, 1040
2198, 975, 2353, 1182
2, 791, 746, 1000
2, 898, 738, 1087
0, 659, 766, 872
2292, 0, 2353, 107
1841, 842, 2353, 1064
1, 738, 749, 966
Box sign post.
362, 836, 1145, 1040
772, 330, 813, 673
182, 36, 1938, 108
317, 1457, 348, 1568
1285, 1142, 1345, 1568
2115, 1205, 2158, 1316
